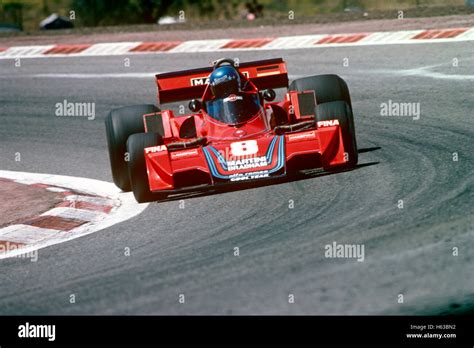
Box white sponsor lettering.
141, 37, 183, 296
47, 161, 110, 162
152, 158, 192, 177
145, 145, 166, 153
317, 119, 339, 128
191, 72, 249, 86
227, 156, 268, 171
288, 131, 316, 142
223, 94, 243, 102
190, 76, 209, 86
171, 149, 198, 159
229, 170, 270, 181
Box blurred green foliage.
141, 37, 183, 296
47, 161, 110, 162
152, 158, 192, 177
70, 0, 174, 26
0, 0, 467, 31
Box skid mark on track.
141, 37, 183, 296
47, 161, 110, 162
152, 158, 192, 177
369, 57, 474, 81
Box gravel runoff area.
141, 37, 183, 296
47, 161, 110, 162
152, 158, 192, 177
1, 13, 474, 47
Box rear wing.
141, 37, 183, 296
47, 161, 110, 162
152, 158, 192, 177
155, 58, 288, 104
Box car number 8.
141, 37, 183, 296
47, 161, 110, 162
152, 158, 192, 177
230, 140, 258, 156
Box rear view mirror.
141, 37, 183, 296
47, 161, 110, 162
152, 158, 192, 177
262, 89, 276, 101
189, 99, 202, 112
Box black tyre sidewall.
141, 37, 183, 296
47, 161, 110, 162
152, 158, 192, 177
105, 104, 159, 191
289, 74, 352, 109
290, 74, 358, 165
126, 132, 165, 203
315, 101, 358, 168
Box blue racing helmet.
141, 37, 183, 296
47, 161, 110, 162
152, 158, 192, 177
209, 65, 241, 98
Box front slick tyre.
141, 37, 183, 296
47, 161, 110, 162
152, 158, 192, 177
105, 104, 159, 192
126, 132, 167, 203
316, 101, 358, 169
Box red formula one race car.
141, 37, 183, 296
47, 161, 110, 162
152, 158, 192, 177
105, 58, 358, 203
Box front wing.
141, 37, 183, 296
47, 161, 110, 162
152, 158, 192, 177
144, 124, 347, 193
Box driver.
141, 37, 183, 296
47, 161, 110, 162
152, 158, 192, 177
206, 65, 261, 125
209, 65, 241, 98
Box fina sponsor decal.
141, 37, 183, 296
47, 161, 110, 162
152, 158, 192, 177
317, 119, 339, 128
145, 145, 167, 153
227, 156, 268, 171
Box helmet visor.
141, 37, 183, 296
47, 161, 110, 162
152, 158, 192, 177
205, 93, 262, 125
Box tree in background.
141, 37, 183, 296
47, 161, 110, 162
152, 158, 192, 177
70, 0, 175, 26
71, 0, 124, 26
134, 0, 174, 23
245, 0, 263, 18
68, 0, 254, 27
1, 2, 23, 30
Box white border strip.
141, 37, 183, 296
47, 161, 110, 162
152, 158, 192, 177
0, 27, 473, 59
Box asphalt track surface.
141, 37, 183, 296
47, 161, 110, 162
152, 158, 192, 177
0, 42, 473, 315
